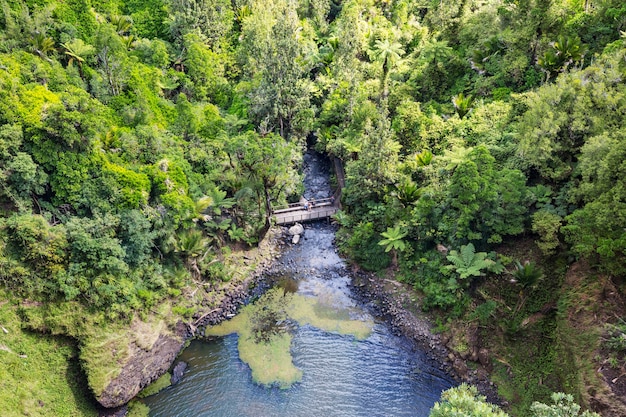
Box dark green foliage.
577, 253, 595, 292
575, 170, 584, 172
338, 221, 390, 271
562, 130, 626, 276
512, 261, 544, 290
470, 300, 498, 326
603, 319, 626, 353
439, 146, 529, 245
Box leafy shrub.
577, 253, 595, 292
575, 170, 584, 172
340, 222, 390, 271
512, 261, 544, 289
430, 384, 509, 417
445, 243, 495, 279
530, 392, 600, 417
532, 210, 562, 256
604, 319, 626, 353
470, 300, 498, 325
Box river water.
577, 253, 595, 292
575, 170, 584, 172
143, 152, 454, 416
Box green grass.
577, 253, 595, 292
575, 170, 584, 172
0, 291, 98, 417
137, 372, 172, 398
19, 298, 179, 399
18, 300, 131, 397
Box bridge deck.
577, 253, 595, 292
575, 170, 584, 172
273, 205, 338, 225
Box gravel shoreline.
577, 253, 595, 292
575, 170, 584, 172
349, 269, 503, 406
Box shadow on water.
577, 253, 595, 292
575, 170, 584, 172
276, 276, 299, 293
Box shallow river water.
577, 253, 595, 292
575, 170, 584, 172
143, 152, 454, 416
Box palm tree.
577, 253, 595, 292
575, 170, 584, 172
452, 92, 474, 119
61, 39, 95, 76
371, 39, 404, 100
174, 229, 211, 278
420, 39, 453, 67
29, 32, 55, 61
553, 35, 586, 66
110, 15, 133, 35
394, 180, 421, 207
445, 243, 495, 280
378, 225, 408, 269
414, 150, 433, 167
539, 35, 587, 82
538, 49, 562, 81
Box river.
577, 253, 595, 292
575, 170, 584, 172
142, 151, 454, 416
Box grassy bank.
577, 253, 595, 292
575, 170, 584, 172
0, 291, 98, 416
0, 227, 281, 413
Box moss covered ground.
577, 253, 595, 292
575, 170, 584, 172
0, 291, 98, 416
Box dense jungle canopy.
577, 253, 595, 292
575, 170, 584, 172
0, 0, 625, 415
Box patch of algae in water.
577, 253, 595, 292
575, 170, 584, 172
205, 287, 373, 388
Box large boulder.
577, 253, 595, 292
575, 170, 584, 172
171, 361, 188, 385
95, 324, 186, 408
288, 223, 304, 236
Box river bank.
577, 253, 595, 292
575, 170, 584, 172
99, 220, 505, 416
349, 267, 502, 405
94, 227, 285, 415
101, 149, 483, 414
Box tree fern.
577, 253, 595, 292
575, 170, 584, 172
445, 243, 495, 279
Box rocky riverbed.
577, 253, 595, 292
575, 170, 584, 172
348, 267, 502, 405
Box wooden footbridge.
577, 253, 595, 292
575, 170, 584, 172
271, 157, 345, 226
272, 197, 338, 225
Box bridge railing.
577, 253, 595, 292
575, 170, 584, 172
271, 197, 335, 214
273, 206, 337, 225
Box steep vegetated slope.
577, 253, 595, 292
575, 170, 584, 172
0, 0, 625, 415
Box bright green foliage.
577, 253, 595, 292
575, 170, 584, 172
378, 225, 408, 268
429, 384, 509, 417
445, 243, 495, 280
0, 0, 624, 410
532, 210, 562, 256
101, 160, 151, 210
452, 92, 474, 119
379, 226, 408, 253
530, 392, 600, 417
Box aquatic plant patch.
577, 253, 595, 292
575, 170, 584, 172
205, 287, 373, 388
